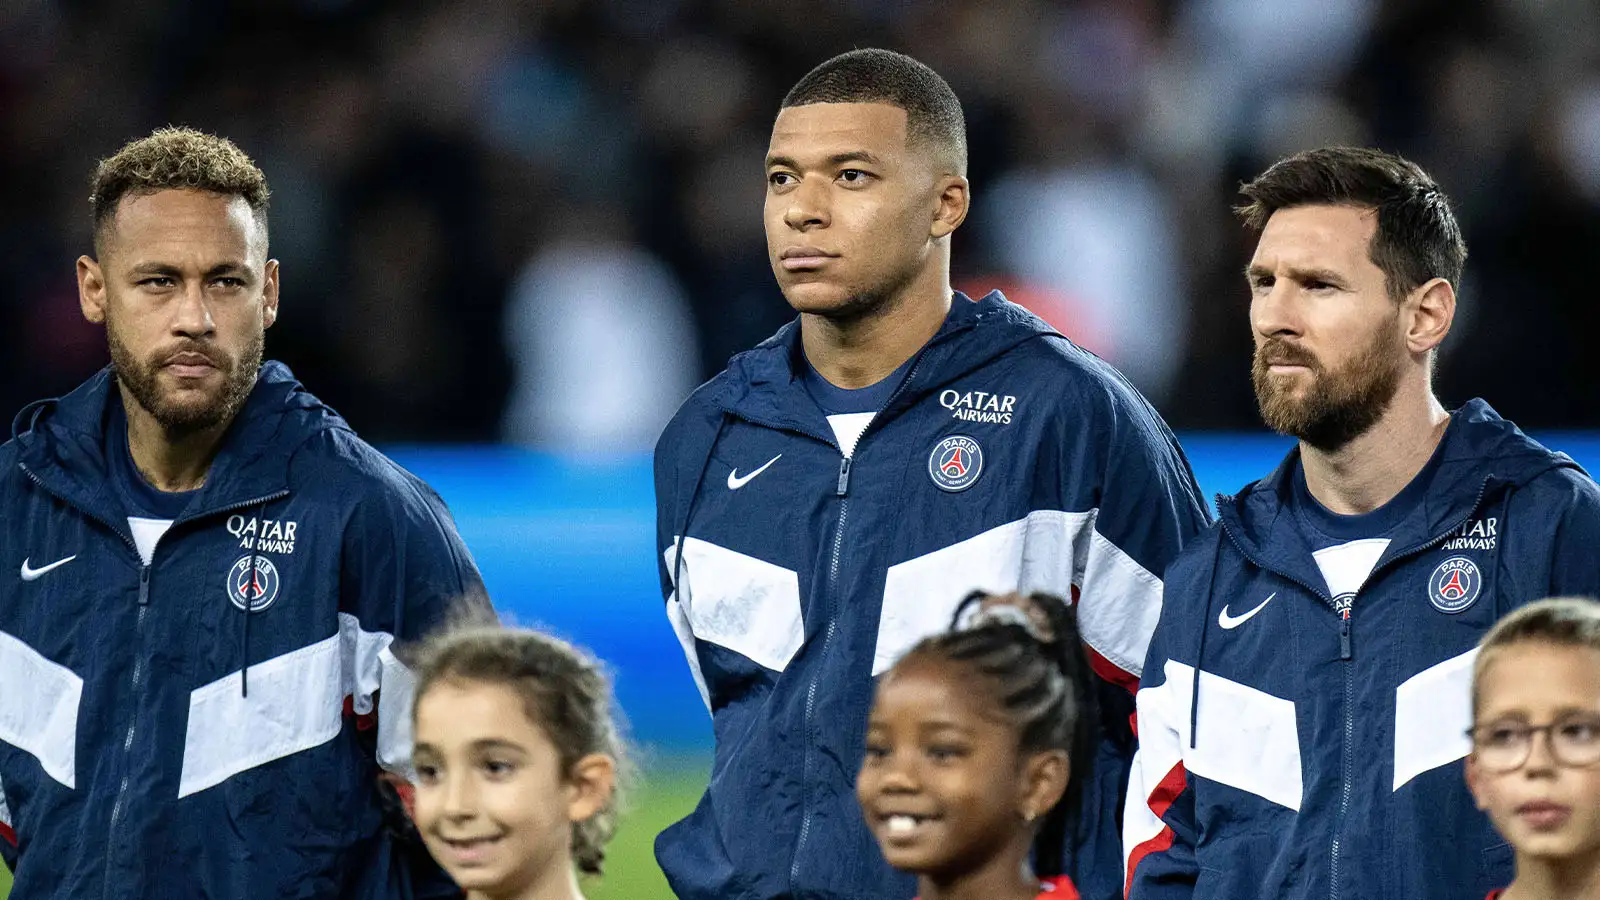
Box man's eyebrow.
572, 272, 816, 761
128, 262, 183, 276
765, 150, 885, 170
125, 261, 252, 278
827, 150, 883, 167
1243, 264, 1346, 284
1282, 266, 1346, 284
204, 262, 250, 279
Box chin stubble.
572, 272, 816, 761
108, 321, 263, 435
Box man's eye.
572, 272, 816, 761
863, 743, 889, 761
213, 277, 245, 289
769, 172, 796, 188
415, 764, 440, 783
839, 169, 870, 184
927, 744, 967, 762
139, 277, 174, 287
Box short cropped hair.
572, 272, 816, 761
782, 48, 967, 175
89, 126, 270, 254
1237, 147, 1466, 302
1472, 596, 1600, 714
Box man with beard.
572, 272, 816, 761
1123, 146, 1600, 900
0, 127, 486, 899
653, 49, 1209, 900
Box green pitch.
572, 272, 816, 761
0, 764, 707, 899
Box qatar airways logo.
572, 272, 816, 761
228, 515, 299, 555
938, 389, 1016, 425
1442, 517, 1497, 552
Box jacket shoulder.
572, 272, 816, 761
287, 427, 448, 513
655, 370, 735, 467
1525, 464, 1600, 509
0, 437, 21, 502
1159, 521, 1227, 608
1004, 334, 1164, 420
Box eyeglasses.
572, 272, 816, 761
1467, 714, 1600, 773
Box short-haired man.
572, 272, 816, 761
1125, 147, 1600, 900
0, 127, 487, 898
655, 49, 1209, 900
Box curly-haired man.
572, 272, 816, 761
0, 127, 489, 899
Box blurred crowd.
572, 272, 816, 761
2, 0, 1597, 446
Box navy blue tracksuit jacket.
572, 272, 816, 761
1126, 401, 1600, 900
654, 291, 1211, 900
0, 362, 486, 899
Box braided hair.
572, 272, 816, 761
892, 590, 1100, 877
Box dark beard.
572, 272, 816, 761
1252, 318, 1404, 453
108, 323, 262, 436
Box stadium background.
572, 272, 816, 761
1, 0, 1598, 896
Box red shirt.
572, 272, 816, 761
916, 876, 1078, 900
1486, 892, 1503, 900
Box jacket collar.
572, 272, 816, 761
1216, 399, 1581, 596
14, 361, 348, 524
711, 290, 1059, 442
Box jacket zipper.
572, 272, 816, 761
21, 463, 288, 898
786, 351, 929, 891
1218, 475, 1491, 900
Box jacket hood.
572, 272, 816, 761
1218, 399, 1582, 577
709, 290, 1060, 434
11, 361, 349, 517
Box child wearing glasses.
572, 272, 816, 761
1466, 597, 1600, 900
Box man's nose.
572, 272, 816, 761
170, 280, 216, 337
1251, 280, 1304, 340
783, 176, 831, 231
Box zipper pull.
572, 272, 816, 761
836, 456, 852, 497
138, 566, 151, 606
1339, 609, 1352, 660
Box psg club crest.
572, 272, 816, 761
1427, 556, 1482, 614
928, 435, 984, 492
227, 554, 281, 613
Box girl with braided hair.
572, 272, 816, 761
857, 590, 1100, 900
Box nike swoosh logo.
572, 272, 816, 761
1218, 592, 1276, 630
21, 555, 78, 582
728, 454, 782, 490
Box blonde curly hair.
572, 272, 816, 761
89, 126, 270, 251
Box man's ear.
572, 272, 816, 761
263, 259, 280, 329
78, 255, 107, 325
930, 174, 970, 240
1405, 277, 1455, 355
